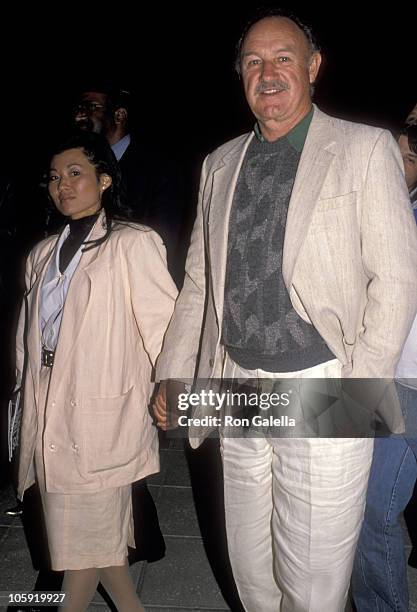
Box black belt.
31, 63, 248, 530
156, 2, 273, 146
41, 347, 55, 367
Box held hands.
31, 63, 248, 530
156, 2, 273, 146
153, 380, 186, 430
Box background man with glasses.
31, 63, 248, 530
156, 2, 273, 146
73, 84, 185, 283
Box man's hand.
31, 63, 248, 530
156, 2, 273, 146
153, 381, 169, 430
153, 380, 186, 430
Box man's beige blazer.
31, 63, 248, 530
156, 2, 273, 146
17, 214, 177, 497
156, 107, 417, 446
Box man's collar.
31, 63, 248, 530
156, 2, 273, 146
254, 107, 314, 152
111, 133, 131, 161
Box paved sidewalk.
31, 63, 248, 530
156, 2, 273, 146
0, 435, 230, 612
1, 435, 417, 611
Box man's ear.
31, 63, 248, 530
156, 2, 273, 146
114, 107, 128, 126
308, 52, 322, 84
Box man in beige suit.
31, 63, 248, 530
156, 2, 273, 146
155, 9, 417, 612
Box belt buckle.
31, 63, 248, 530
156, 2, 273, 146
42, 347, 54, 367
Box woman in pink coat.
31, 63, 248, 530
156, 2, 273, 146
16, 132, 177, 611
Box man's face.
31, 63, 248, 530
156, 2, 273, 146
240, 17, 321, 139
398, 134, 417, 191
74, 91, 111, 135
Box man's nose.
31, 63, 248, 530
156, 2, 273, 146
261, 60, 278, 80
75, 107, 87, 121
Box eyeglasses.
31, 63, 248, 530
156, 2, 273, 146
74, 101, 106, 114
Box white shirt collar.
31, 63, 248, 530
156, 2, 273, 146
111, 134, 131, 161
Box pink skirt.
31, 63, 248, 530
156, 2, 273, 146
34, 367, 134, 570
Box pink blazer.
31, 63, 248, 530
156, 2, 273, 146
17, 213, 177, 497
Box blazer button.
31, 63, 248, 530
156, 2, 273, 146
209, 358, 214, 367
70, 399, 77, 407
49, 443, 56, 451
71, 443, 79, 452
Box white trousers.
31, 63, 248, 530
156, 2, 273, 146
220, 355, 374, 612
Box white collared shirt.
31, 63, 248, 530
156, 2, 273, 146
39, 224, 92, 353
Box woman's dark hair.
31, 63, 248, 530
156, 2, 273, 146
45, 131, 132, 250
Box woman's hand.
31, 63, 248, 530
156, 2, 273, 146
153, 380, 186, 430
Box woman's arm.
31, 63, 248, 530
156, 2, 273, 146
15, 250, 35, 390
125, 228, 178, 366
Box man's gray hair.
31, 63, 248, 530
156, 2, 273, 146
234, 8, 321, 75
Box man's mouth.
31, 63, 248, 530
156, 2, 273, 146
75, 118, 93, 131
256, 81, 288, 95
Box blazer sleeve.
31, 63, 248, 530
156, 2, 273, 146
155, 156, 209, 381
15, 250, 34, 391
126, 228, 178, 366
343, 129, 417, 378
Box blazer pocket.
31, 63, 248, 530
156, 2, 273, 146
87, 383, 136, 407
81, 385, 146, 474
315, 191, 356, 212
308, 193, 358, 235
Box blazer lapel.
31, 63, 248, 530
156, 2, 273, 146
282, 108, 337, 287
27, 237, 59, 404
208, 133, 253, 323
50, 211, 107, 390
207, 108, 338, 325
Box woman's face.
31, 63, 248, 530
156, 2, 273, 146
48, 147, 112, 219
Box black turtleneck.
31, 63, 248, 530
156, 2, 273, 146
59, 212, 100, 274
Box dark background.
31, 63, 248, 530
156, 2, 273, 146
0, 3, 415, 173
0, 2, 415, 480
